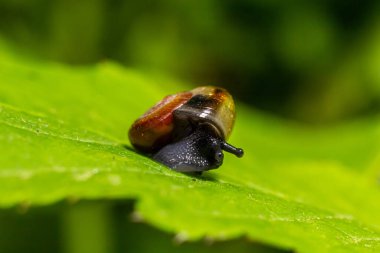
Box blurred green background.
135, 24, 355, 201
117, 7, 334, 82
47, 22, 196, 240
2, 0, 380, 123
1, 0, 380, 252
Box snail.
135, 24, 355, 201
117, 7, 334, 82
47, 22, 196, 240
128, 86, 244, 173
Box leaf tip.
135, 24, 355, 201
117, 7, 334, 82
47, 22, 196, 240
130, 211, 144, 222
173, 231, 189, 245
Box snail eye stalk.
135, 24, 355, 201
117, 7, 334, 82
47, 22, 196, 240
221, 142, 244, 158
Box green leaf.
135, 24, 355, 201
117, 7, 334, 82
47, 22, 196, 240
1, 41, 380, 253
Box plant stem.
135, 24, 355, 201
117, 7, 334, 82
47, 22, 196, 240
62, 201, 114, 253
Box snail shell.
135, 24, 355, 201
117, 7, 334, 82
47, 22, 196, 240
129, 86, 235, 153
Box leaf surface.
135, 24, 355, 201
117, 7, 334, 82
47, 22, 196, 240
1, 43, 380, 253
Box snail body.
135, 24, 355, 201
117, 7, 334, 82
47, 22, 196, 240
129, 86, 243, 173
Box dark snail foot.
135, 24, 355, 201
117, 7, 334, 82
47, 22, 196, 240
153, 126, 244, 173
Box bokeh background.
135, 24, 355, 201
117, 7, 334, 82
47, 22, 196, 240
1, 1, 380, 252
2, 0, 380, 123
